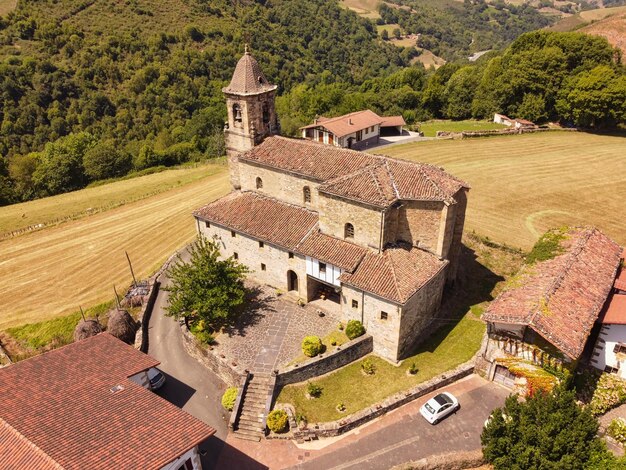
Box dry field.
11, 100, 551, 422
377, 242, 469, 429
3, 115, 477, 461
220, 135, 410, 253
340, 0, 381, 18
384, 132, 626, 250
412, 48, 446, 69
0, 166, 229, 330
0, 0, 16, 15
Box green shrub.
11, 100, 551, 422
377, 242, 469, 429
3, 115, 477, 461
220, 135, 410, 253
302, 335, 323, 357
362, 358, 375, 375
337, 402, 346, 412
589, 374, 626, 416
307, 381, 322, 398
345, 320, 365, 340
608, 418, 626, 445
408, 362, 418, 375
267, 409, 289, 433
190, 320, 215, 345
221, 387, 238, 411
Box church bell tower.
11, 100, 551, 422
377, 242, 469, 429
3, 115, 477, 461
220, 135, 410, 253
223, 46, 280, 189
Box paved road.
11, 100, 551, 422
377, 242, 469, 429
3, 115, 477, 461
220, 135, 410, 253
148, 273, 230, 469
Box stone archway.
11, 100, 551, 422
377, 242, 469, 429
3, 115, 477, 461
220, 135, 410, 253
287, 270, 298, 292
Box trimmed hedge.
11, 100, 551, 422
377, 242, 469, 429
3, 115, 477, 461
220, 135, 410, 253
267, 409, 289, 433
221, 387, 238, 411
345, 320, 365, 340
302, 335, 323, 357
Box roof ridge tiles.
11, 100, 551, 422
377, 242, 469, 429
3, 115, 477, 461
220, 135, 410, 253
385, 250, 404, 302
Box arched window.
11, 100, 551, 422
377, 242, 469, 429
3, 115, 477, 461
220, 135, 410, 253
233, 103, 242, 125
344, 223, 354, 239
303, 186, 311, 203
262, 102, 270, 124
256, 177, 263, 189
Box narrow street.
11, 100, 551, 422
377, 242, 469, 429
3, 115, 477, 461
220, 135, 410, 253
147, 272, 231, 469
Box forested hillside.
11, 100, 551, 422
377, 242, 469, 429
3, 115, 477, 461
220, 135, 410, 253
0, 0, 409, 204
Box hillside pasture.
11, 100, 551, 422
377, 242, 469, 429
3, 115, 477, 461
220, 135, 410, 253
1, 163, 224, 237
340, 0, 381, 18
384, 132, 626, 250
0, 166, 229, 330
411, 48, 446, 69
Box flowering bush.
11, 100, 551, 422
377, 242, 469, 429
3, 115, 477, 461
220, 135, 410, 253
588, 374, 626, 416
608, 418, 626, 445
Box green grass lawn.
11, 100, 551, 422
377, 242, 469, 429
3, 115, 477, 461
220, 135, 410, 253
417, 120, 507, 137
277, 314, 485, 423
287, 329, 350, 366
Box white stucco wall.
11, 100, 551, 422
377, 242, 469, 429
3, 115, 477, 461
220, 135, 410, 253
592, 323, 626, 378
160, 446, 202, 470
306, 256, 342, 286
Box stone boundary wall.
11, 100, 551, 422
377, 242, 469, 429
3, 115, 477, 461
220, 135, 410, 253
275, 335, 374, 387
436, 127, 578, 139
391, 450, 485, 470
180, 325, 244, 387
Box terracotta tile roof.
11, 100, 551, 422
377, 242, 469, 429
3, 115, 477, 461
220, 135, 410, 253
239, 135, 382, 182
0, 333, 215, 470
483, 227, 622, 359
319, 159, 468, 208
222, 50, 277, 96
339, 244, 448, 304
296, 229, 368, 272
241, 137, 468, 208
194, 191, 318, 251
300, 110, 383, 137
0, 419, 62, 470
380, 115, 406, 127
600, 293, 626, 325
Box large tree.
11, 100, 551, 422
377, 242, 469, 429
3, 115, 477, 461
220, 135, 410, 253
165, 236, 249, 332
482, 385, 623, 469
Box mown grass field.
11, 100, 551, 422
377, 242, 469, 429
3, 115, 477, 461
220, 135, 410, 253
0, 164, 229, 330
384, 131, 626, 250
340, 0, 381, 19
417, 120, 506, 137
1, 163, 224, 237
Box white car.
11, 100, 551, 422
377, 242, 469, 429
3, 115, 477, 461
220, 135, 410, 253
148, 367, 166, 390
419, 392, 459, 424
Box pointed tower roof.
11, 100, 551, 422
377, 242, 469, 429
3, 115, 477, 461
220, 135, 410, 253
222, 46, 277, 96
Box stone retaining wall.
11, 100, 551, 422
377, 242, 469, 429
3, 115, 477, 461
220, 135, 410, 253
436, 127, 577, 139
180, 325, 244, 387
275, 334, 373, 387
391, 450, 485, 470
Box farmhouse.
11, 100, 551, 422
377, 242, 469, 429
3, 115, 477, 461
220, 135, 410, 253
300, 109, 406, 149
591, 253, 626, 377
481, 227, 622, 387
0, 333, 215, 470
493, 113, 536, 129
194, 50, 469, 362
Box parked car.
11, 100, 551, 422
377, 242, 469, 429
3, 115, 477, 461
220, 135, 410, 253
419, 392, 459, 424
148, 367, 166, 390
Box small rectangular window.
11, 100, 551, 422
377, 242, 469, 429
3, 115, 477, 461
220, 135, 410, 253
288, 252, 294, 259
381, 311, 388, 320
233, 252, 238, 260
319, 262, 326, 274
231, 230, 236, 238
352, 299, 358, 309
205, 221, 210, 228
261, 263, 266, 271
614, 344, 626, 354
259, 241, 264, 248
605, 365, 620, 374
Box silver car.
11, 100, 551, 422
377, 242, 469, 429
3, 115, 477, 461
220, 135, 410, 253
419, 392, 459, 424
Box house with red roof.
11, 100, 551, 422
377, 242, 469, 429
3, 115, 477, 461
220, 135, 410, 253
481, 227, 622, 388
591, 250, 626, 377
195, 50, 469, 362
300, 110, 406, 150
0, 333, 215, 470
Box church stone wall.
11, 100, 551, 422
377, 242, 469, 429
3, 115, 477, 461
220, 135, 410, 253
238, 161, 320, 210
397, 265, 447, 358
396, 200, 445, 255
318, 194, 383, 251
197, 220, 307, 299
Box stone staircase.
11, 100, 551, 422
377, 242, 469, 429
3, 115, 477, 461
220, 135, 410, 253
233, 373, 273, 441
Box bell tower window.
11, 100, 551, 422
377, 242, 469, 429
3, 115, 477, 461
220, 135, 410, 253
344, 223, 354, 239
303, 186, 311, 203
256, 177, 263, 189
233, 103, 243, 126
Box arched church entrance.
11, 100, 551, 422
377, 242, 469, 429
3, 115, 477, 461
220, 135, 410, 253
287, 270, 298, 292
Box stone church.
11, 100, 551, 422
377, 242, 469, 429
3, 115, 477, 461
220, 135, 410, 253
193, 50, 469, 361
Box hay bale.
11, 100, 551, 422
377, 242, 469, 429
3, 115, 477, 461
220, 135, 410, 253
74, 319, 103, 342
107, 309, 138, 345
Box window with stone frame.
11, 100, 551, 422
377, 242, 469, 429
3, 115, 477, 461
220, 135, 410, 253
352, 299, 358, 309
288, 252, 294, 259
261, 263, 266, 271
259, 241, 264, 249
231, 230, 236, 237
256, 177, 263, 189
381, 311, 388, 320
303, 186, 311, 203
605, 365, 620, 374
205, 221, 210, 228
344, 223, 354, 239
614, 344, 626, 355
233, 252, 239, 260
